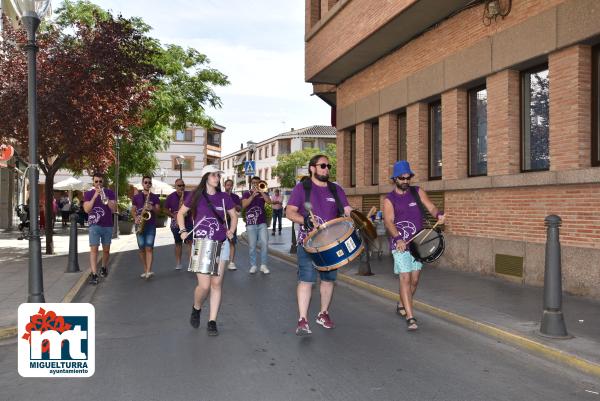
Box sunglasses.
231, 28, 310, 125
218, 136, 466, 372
176, 184, 185, 187
94, 180, 103, 184
316, 163, 332, 170
143, 181, 152, 185
396, 176, 411, 181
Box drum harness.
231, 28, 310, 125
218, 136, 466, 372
302, 180, 344, 226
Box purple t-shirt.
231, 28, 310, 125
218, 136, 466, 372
242, 191, 267, 226
385, 186, 424, 250
228, 192, 241, 208
165, 191, 192, 228
287, 181, 349, 245
132, 192, 161, 227
184, 191, 235, 241
83, 188, 115, 227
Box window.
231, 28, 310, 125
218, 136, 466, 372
302, 140, 315, 150
258, 149, 263, 160
174, 128, 193, 142
593, 46, 600, 166
266, 146, 270, 158
350, 130, 356, 187
207, 131, 220, 147
429, 101, 443, 179
279, 139, 291, 155
468, 87, 488, 176
522, 66, 549, 171
172, 156, 193, 171
271, 143, 276, 157
372, 123, 379, 185
397, 112, 407, 161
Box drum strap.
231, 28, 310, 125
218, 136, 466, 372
303, 180, 344, 218
201, 192, 225, 226
408, 186, 429, 224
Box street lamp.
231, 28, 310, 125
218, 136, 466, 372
175, 155, 184, 180
8, 0, 52, 302
112, 132, 121, 239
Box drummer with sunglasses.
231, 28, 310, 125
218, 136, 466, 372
165, 179, 193, 270
286, 155, 352, 336
383, 160, 445, 331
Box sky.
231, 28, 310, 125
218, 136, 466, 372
73, 0, 331, 156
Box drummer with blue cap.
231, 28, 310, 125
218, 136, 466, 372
382, 160, 445, 331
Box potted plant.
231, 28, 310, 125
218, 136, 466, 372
155, 196, 168, 227
117, 196, 135, 235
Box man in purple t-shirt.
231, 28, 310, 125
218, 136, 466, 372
224, 179, 242, 270
132, 175, 161, 279
286, 154, 353, 336
383, 160, 445, 331
83, 173, 117, 285
165, 178, 193, 270
241, 176, 272, 274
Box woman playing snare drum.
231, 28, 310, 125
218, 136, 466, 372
177, 165, 237, 336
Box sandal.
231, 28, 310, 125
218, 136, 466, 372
406, 317, 418, 331
396, 303, 407, 318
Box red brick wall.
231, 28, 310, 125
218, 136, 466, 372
378, 113, 398, 183
447, 185, 600, 249
442, 88, 468, 180
549, 45, 592, 170
406, 103, 428, 180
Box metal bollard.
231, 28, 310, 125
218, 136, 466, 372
539, 215, 569, 338
289, 222, 297, 254
66, 213, 80, 273
358, 239, 374, 276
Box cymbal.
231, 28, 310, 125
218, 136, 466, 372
350, 210, 377, 241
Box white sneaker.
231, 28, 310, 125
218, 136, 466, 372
249, 266, 258, 274
260, 265, 270, 274
175, 264, 182, 270
147, 271, 154, 278
228, 262, 237, 271
140, 272, 147, 278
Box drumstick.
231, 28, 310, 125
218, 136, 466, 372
222, 199, 229, 230
418, 220, 442, 245
304, 202, 318, 229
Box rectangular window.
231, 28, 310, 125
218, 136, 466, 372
174, 128, 193, 142
172, 156, 193, 171
302, 140, 314, 150
279, 139, 291, 155
593, 46, 600, 166
350, 130, 356, 187
266, 146, 270, 158
429, 101, 442, 179
522, 66, 549, 171
207, 132, 220, 147
397, 112, 407, 161
258, 149, 263, 160
372, 123, 379, 185
271, 143, 276, 157
468, 87, 488, 176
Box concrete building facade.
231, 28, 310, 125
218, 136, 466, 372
306, 0, 600, 298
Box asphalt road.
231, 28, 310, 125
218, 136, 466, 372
0, 242, 598, 401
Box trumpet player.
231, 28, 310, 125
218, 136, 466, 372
83, 173, 117, 285
132, 175, 161, 279
241, 176, 272, 274
165, 178, 192, 270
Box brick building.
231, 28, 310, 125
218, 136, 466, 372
305, 0, 600, 298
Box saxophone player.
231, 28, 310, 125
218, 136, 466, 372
165, 178, 192, 270
132, 175, 161, 279
83, 173, 117, 285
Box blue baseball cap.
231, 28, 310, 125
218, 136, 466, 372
391, 160, 414, 179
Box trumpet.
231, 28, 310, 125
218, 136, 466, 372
100, 187, 109, 205
256, 180, 268, 193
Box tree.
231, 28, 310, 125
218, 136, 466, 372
272, 144, 337, 188
0, 9, 159, 253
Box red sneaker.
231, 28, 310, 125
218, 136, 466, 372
295, 318, 312, 336
316, 311, 335, 329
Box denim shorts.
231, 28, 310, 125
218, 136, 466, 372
89, 225, 113, 247
392, 250, 423, 274
136, 225, 156, 249
171, 223, 193, 244
297, 245, 337, 283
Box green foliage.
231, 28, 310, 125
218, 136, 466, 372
272, 144, 337, 188
157, 196, 168, 218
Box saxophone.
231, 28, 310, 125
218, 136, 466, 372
135, 191, 152, 234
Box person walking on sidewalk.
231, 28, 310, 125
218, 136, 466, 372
177, 165, 237, 336
83, 173, 117, 285
132, 176, 161, 279
286, 154, 353, 336
224, 179, 241, 270
383, 160, 445, 331
270, 188, 283, 236
59, 192, 71, 228
241, 176, 272, 274
165, 178, 193, 270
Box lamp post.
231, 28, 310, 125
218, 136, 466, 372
112, 133, 121, 239
9, 0, 52, 302
175, 155, 184, 180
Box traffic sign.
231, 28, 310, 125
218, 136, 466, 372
244, 160, 256, 176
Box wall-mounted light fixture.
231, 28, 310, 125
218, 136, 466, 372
483, 0, 512, 26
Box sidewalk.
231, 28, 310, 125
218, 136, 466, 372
261, 226, 600, 378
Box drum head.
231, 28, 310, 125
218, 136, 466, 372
409, 229, 445, 263
306, 218, 353, 249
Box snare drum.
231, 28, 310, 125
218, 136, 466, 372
188, 238, 222, 275
304, 217, 364, 271
408, 228, 445, 263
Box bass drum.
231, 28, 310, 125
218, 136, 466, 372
409, 228, 445, 263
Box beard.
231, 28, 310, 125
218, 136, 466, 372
395, 181, 409, 191
315, 173, 329, 182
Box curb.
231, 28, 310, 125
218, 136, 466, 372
263, 245, 600, 379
